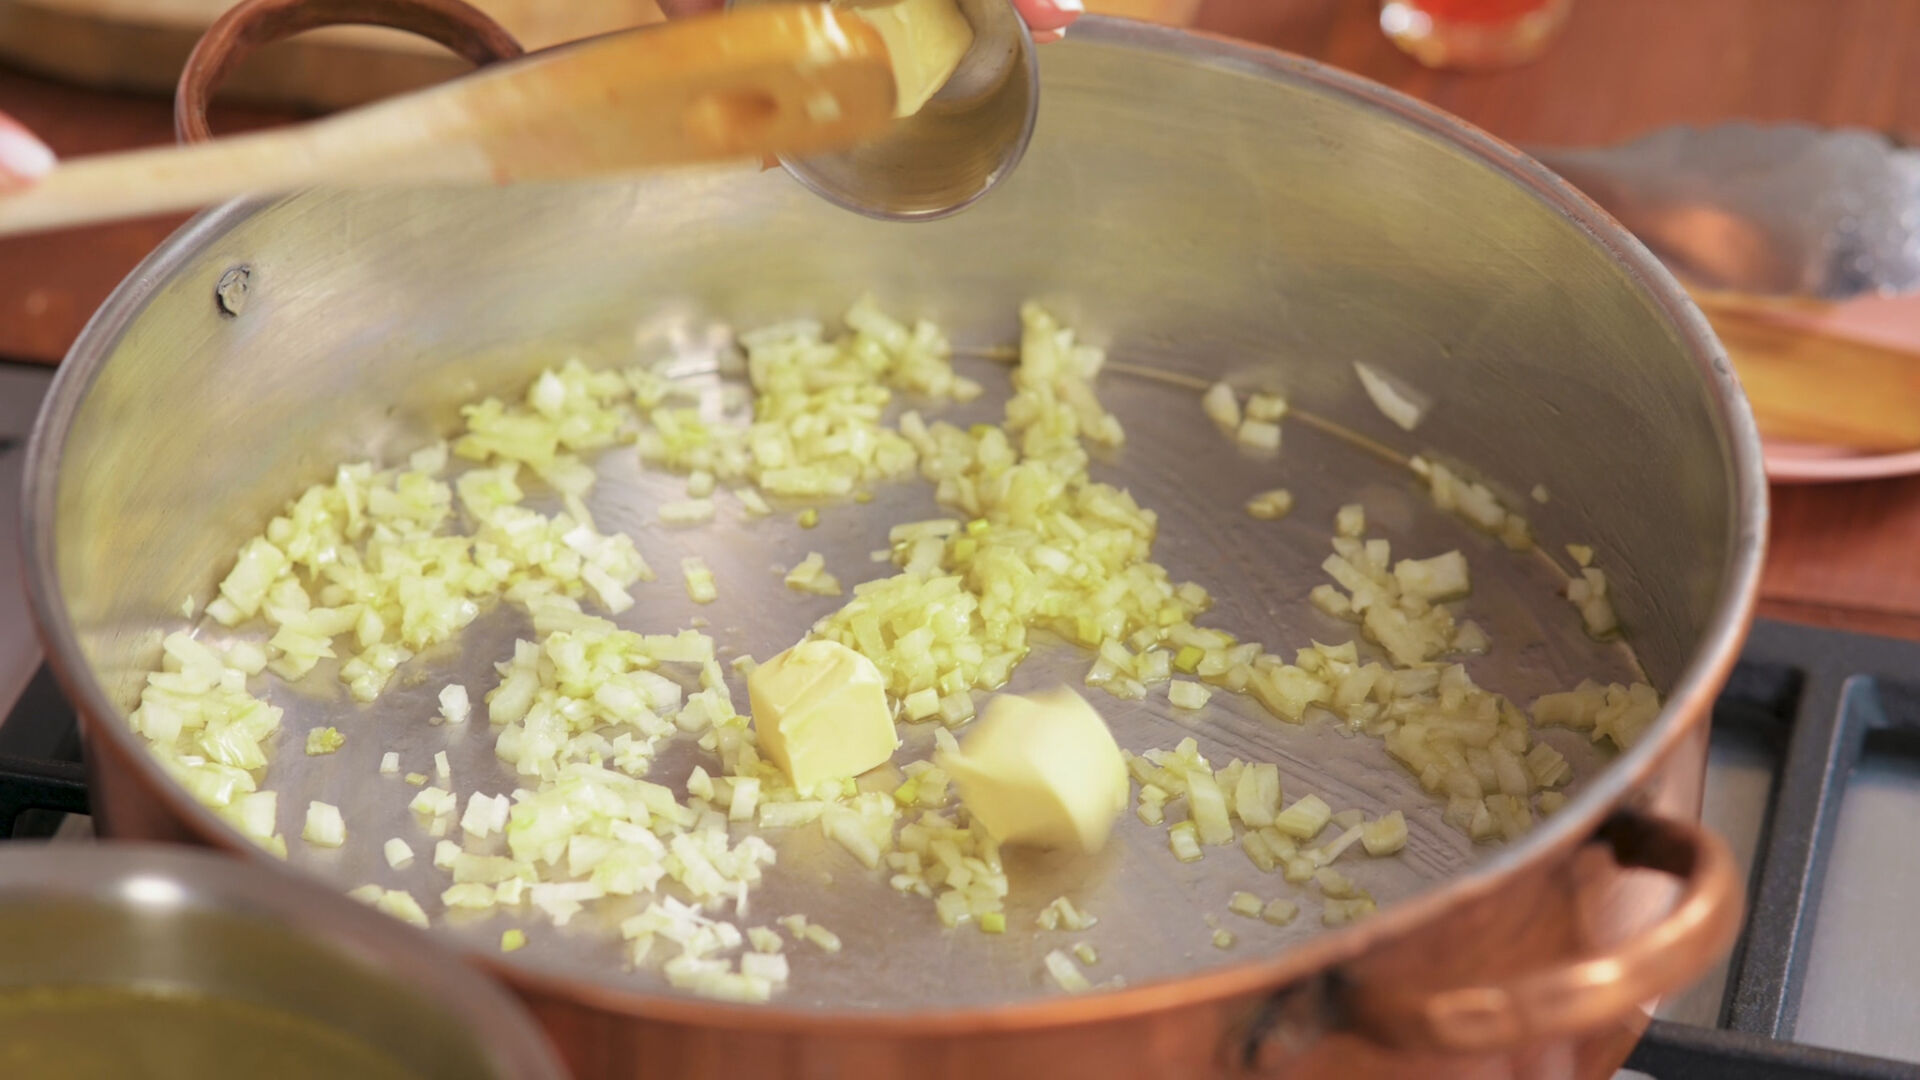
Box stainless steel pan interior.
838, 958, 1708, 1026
25, 19, 1764, 1017
0, 845, 567, 1078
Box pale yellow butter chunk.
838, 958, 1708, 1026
750, 640, 900, 790
939, 687, 1128, 854
837, 0, 975, 117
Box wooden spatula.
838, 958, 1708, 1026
1693, 291, 1920, 453
0, 3, 896, 238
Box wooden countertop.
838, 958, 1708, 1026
0, 0, 1914, 639
1190, 0, 1920, 640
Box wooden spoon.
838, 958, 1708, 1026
0, 4, 896, 238
1692, 291, 1920, 453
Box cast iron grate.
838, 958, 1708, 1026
0, 619, 1915, 1077
1626, 619, 1920, 1079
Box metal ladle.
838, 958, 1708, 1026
732, 0, 1040, 220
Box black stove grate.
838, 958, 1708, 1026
2, 619, 1917, 1078
1624, 619, 1920, 1079
0, 662, 85, 838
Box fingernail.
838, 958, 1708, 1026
1034, 27, 1065, 42
0, 128, 55, 181
1052, 0, 1084, 12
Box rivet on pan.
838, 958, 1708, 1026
1236, 978, 1336, 1074
215, 266, 252, 318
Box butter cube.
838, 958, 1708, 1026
939, 687, 1128, 854
837, 0, 976, 117
750, 640, 899, 790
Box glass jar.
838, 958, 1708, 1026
1379, 0, 1574, 70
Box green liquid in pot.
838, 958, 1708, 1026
0, 985, 422, 1080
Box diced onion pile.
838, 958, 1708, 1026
126, 296, 1660, 1004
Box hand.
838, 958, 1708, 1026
656, 0, 1083, 43
0, 113, 54, 190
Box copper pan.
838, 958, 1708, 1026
24, 2, 1764, 1076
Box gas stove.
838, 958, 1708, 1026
1, 362, 1914, 1079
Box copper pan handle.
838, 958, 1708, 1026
174, 0, 525, 144
1344, 809, 1744, 1054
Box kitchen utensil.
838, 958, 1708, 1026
0, 3, 897, 238
0, 844, 567, 1079
1530, 123, 1920, 302
730, 0, 1039, 220
22, 15, 1764, 1080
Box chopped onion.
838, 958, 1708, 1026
1236, 419, 1281, 450
302, 801, 345, 847
1043, 949, 1090, 992
783, 553, 842, 596
130, 295, 1649, 1004
384, 838, 415, 868
439, 684, 471, 725
1168, 680, 1212, 710
1566, 566, 1619, 639
1036, 896, 1097, 931
1260, 898, 1298, 926
1322, 896, 1377, 928
1353, 361, 1428, 431
682, 557, 718, 604
1245, 392, 1288, 423
1202, 382, 1240, 430
1360, 811, 1407, 856
1168, 821, 1203, 862
375, 889, 429, 928
1334, 504, 1365, 539
1272, 794, 1331, 840
736, 488, 772, 517
304, 727, 343, 755
1244, 489, 1293, 521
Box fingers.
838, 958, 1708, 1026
1013, 0, 1082, 40
0, 113, 53, 191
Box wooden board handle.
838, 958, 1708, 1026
175, 0, 527, 143
1691, 291, 1920, 454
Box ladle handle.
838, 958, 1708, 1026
174, 0, 526, 145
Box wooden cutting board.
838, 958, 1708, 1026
0, 0, 667, 111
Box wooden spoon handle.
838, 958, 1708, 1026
0, 4, 895, 238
